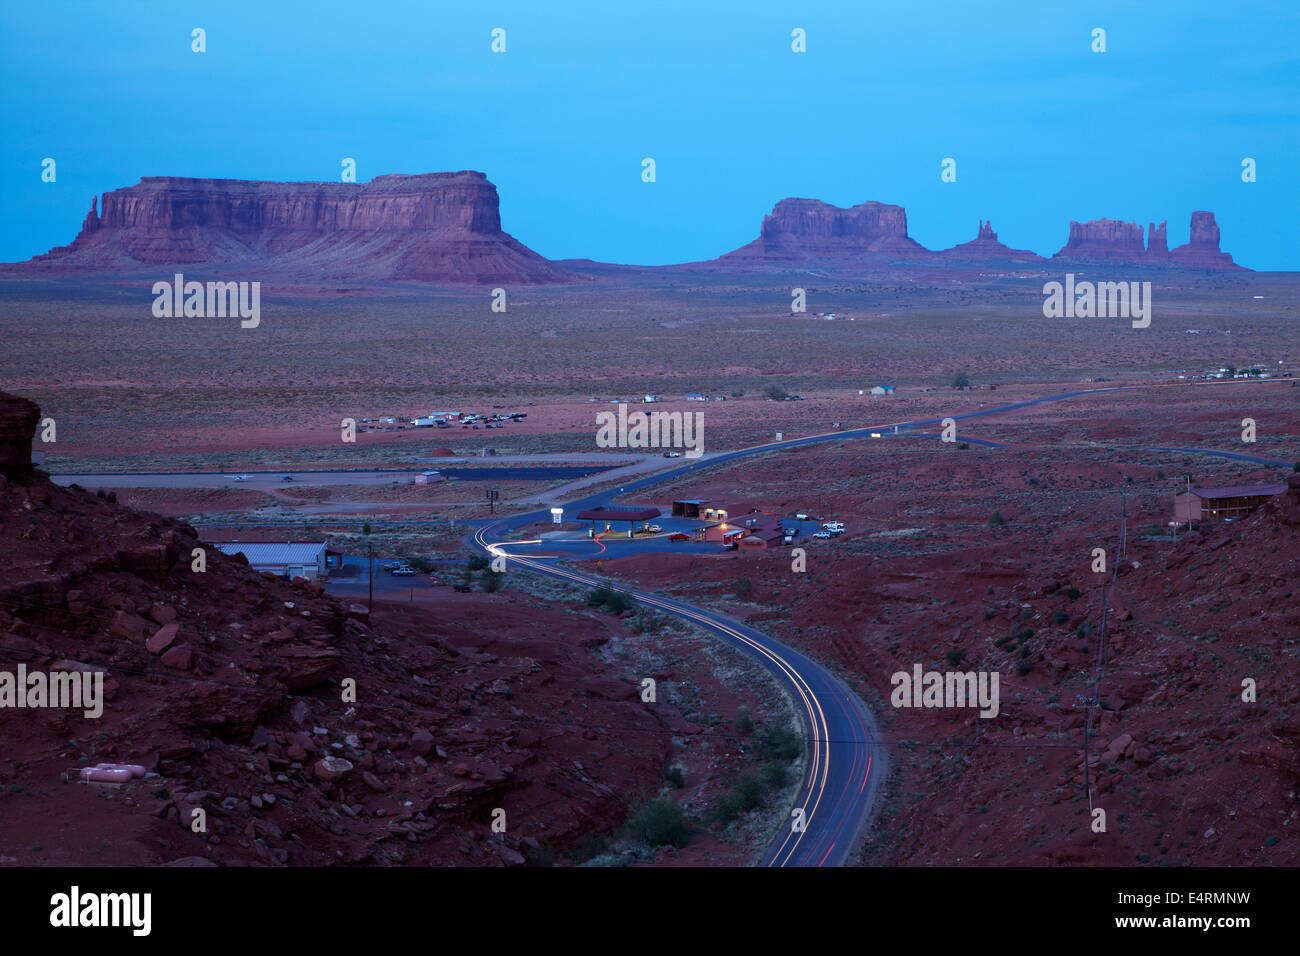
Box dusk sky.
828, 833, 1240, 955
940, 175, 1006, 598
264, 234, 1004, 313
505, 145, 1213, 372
2, 1, 1297, 269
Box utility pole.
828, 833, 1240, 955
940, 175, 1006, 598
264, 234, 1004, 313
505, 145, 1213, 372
486, 489, 499, 515
367, 542, 374, 614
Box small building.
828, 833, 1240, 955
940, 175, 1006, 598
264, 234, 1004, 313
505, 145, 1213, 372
686, 393, 707, 401
702, 510, 783, 548
215, 541, 327, 580
643, 394, 661, 403
735, 513, 785, 549
869, 385, 896, 396
672, 499, 710, 518
1174, 483, 1286, 523
414, 470, 442, 484
576, 507, 661, 538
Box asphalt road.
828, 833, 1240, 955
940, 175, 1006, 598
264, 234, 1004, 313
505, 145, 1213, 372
466, 377, 1294, 867
49, 465, 617, 490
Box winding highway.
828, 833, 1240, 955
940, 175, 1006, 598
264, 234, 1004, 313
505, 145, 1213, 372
466, 377, 1294, 867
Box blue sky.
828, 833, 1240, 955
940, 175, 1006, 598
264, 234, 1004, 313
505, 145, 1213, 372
1, 1, 1297, 269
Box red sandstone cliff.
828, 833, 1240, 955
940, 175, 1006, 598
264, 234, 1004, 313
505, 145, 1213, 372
1169, 211, 1238, 268
709, 198, 934, 268
1053, 218, 1147, 259
12, 172, 572, 285
1052, 212, 1242, 269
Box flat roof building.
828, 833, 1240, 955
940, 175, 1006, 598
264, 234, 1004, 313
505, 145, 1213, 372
576, 507, 661, 538
214, 541, 327, 580
1174, 483, 1286, 523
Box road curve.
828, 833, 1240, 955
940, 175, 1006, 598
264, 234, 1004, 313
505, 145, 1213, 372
465, 377, 1293, 866
471, 522, 886, 867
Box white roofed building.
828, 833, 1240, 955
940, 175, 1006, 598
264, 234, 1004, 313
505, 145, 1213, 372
214, 541, 327, 581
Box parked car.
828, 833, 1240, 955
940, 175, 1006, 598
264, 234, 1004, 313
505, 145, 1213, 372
647, 525, 663, 533
281, 475, 295, 482
668, 532, 690, 541
812, 530, 833, 539
823, 521, 844, 532
381, 562, 400, 572
392, 565, 416, 577
453, 583, 472, 593
795, 512, 810, 520
663, 451, 681, 458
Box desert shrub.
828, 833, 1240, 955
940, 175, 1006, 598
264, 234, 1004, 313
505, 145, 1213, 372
1051, 609, 1070, 626
756, 726, 803, 762
567, 835, 608, 863
587, 587, 633, 614
1066, 587, 1082, 601
362, 522, 372, 535
625, 798, 691, 848
951, 372, 971, 388
760, 760, 791, 790
958, 442, 970, 450
946, 648, 966, 666
734, 576, 753, 597
990, 511, 1006, 526
1015, 660, 1033, 676
480, 569, 504, 593
763, 383, 788, 401
983, 608, 995, 621
735, 706, 754, 733
662, 765, 686, 789
467, 555, 489, 572
1015, 628, 1035, 642
714, 774, 765, 824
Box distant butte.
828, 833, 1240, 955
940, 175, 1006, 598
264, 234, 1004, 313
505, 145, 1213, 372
709, 198, 933, 268
5, 173, 1250, 280
938, 221, 1044, 263
1052, 211, 1241, 269
10, 172, 572, 285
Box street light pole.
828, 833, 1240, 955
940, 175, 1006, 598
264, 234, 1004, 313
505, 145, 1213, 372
367, 542, 374, 614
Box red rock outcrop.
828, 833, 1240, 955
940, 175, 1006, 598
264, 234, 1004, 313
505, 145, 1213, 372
1053, 218, 1147, 259
0, 391, 41, 483
710, 198, 933, 267
1169, 211, 1239, 268
1146, 220, 1168, 257
938, 220, 1044, 263
13, 172, 572, 285
1052, 212, 1242, 269
0, 389, 690, 866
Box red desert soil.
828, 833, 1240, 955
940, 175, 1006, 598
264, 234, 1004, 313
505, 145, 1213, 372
591, 435, 1300, 865
0, 391, 785, 866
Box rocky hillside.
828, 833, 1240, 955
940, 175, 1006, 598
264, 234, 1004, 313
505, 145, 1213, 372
0, 391, 676, 866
